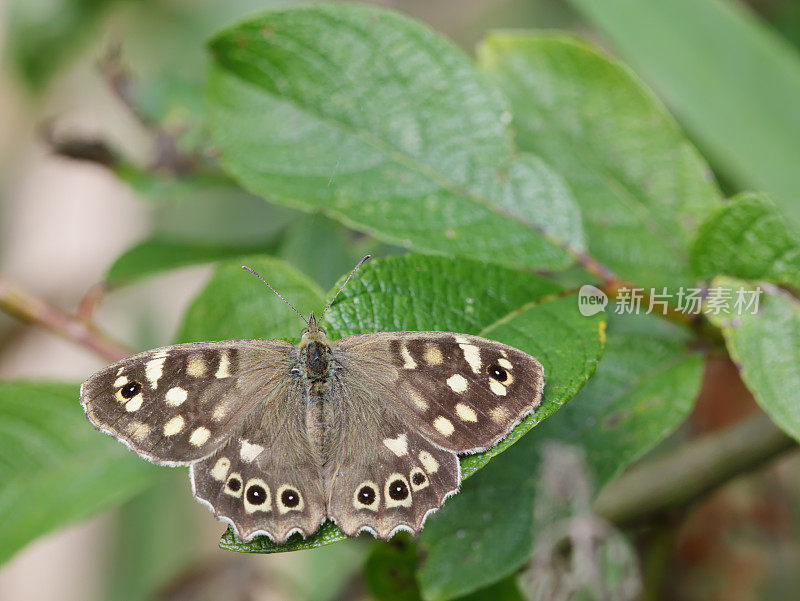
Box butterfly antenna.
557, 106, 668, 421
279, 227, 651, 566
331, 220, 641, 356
241, 265, 309, 325
320, 255, 371, 319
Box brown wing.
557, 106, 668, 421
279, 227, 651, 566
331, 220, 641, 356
80, 340, 294, 465
323, 331, 543, 539
190, 377, 326, 543
323, 371, 460, 538
332, 332, 545, 453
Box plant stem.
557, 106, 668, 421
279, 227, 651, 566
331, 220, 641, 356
0, 277, 131, 362
594, 413, 796, 524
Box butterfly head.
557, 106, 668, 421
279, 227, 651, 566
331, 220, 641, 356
302, 312, 327, 339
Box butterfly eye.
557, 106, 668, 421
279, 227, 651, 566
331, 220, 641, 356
246, 484, 268, 505
281, 489, 299, 507
226, 475, 242, 494
358, 486, 376, 505
388, 478, 409, 501
119, 381, 142, 399
487, 364, 508, 382
410, 467, 429, 491
353, 481, 380, 511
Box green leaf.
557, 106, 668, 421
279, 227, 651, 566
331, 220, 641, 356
417, 311, 703, 600
364, 535, 525, 601
363, 537, 421, 601
105, 238, 282, 286
197, 254, 603, 553
206, 4, 584, 272
712, 279, 800, 443
562, 0, 800, 226
691, 192, 800, 288
177, 255, 325, 343
0, 381, 161, 565
478, 33, 721, 290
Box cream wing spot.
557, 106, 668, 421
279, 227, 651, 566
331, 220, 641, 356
433, 415, 455, 436
455, 402, 478, 422
423, 345, 444, 365
454, 336, 469, 344
189, 427, 211, 447
490, 406, 511, 423
460, 344, 482, 374
383, 434, 409, 457
165, 386, 188, 407
418, 451, 439, 474
215, 352, 232, 379
113, 376, 128, 388
401, 345, 417, 369
163, 415, 185, 436
446, 374, 468, 393
408, 389, 428, 411
126, 420, 150, 442
489, 380, 508, 396
186, 354, 207, 377
239, 440, 264, 463
498, 358, 513, 370
212, 400, 230, 421
210, 457, 231, 481
145, 355, 167, 389
124, 394, 144, 412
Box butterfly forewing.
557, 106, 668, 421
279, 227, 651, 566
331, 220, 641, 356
333, 332, 545, 453
80, 340, 293, 465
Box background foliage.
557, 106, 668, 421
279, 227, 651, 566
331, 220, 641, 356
2, 1, 800, 600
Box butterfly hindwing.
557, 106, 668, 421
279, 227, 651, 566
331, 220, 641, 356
80, 340, 293, 465
323, 378, 460, 538
191, 378, 327, 543
333, 332, 545, 454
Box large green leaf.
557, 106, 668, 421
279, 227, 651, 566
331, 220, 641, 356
711, 279, 800, 443
206, 4, 585, 272
0, 382, 161, 565
691, 192, 800, 288
563, 0, 800, 226
417, 310, 703, 600
176, 254, 603, 553
478, 33, 721, 290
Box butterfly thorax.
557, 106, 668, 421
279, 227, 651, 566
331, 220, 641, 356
299, 312, 332, 382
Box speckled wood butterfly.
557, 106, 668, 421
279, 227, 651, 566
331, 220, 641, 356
80, 257, 544, 543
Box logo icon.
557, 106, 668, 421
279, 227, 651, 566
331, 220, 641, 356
578, 285, 608, 316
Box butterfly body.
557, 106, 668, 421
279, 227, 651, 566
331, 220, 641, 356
81, 312, 544, 543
